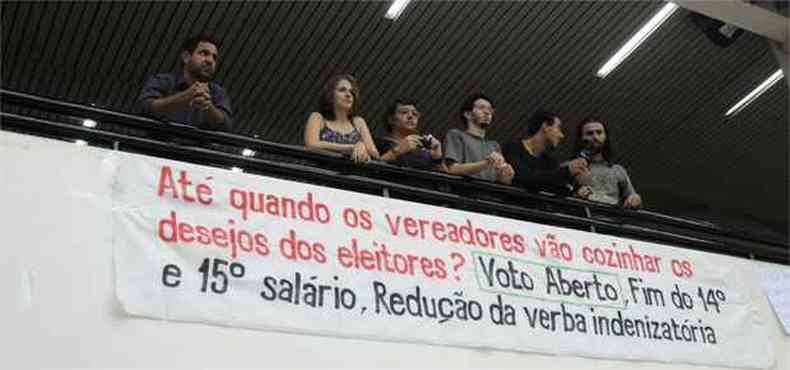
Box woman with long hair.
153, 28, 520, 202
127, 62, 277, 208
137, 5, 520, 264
304, 74, 379, 163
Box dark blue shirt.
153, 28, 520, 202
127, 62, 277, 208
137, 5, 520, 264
137, 72, 233, 132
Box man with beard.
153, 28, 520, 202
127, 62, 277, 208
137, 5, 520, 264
502, 110, 588, 195
572, 118, 642, 208
137, 34, 232, 131
443, 93, 514, 184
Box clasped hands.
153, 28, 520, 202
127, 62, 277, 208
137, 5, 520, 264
486, 151, 514, 183
184, 82, 213, 111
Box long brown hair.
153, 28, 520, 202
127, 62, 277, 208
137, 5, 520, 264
318, 74, 361, 121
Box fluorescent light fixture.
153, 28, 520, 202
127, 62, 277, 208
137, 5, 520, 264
241, 148, 256, 157
82, 119, 98, 128
385, 0, 411, 20
725, 69, 784, 117
74, 139, 88, 146
230, 167, 244, 173
596, 2, 678, 78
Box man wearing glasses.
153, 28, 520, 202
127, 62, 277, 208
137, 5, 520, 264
443, 93, 514, 184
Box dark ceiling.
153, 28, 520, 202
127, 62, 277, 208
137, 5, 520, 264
2, 1, 788, 238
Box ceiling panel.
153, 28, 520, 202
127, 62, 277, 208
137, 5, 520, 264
1, 0, 787, 238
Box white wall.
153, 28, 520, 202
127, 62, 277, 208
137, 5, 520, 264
1, 131, 788, 369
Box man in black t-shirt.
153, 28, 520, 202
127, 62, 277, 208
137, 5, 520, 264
502, 110, 588, 195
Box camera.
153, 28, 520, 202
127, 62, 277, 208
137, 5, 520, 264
418, 135, 434, 149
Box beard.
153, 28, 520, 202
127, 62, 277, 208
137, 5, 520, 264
590, 141, 604, 154
188, 61, 215, 82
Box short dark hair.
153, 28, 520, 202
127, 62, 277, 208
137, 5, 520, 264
318, 74, 361, 121
181, 34, 219, 54
574, 117, 614, 163
384, 98, 418, 132
525, 109, 559, 137
458, 93, 493, 127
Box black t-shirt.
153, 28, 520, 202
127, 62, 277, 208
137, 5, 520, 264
502, 141, 572, 195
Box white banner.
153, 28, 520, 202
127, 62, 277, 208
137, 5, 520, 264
112, 152, 774, 368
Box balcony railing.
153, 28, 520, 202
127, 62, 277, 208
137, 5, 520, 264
1, 88, 787, 264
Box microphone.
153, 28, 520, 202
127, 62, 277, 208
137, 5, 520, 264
577, 137, 594, 164
574, 137, 594, 187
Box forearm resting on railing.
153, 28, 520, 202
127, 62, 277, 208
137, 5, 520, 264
444, 160, 489, 176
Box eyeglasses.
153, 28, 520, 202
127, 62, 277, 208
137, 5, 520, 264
397, 109, 420, 117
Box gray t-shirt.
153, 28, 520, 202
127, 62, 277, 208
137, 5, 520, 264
586, 161, 636, 205
443, 128, 501, 182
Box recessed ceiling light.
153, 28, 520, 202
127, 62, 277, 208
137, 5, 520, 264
82, 119, 98, 128
725, 69, 784, 117
231, 167, 244, 173
596, 2, 678, 78
385, 0, 411, 20
74, 139, 88, 146
241, 148, 256, 157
